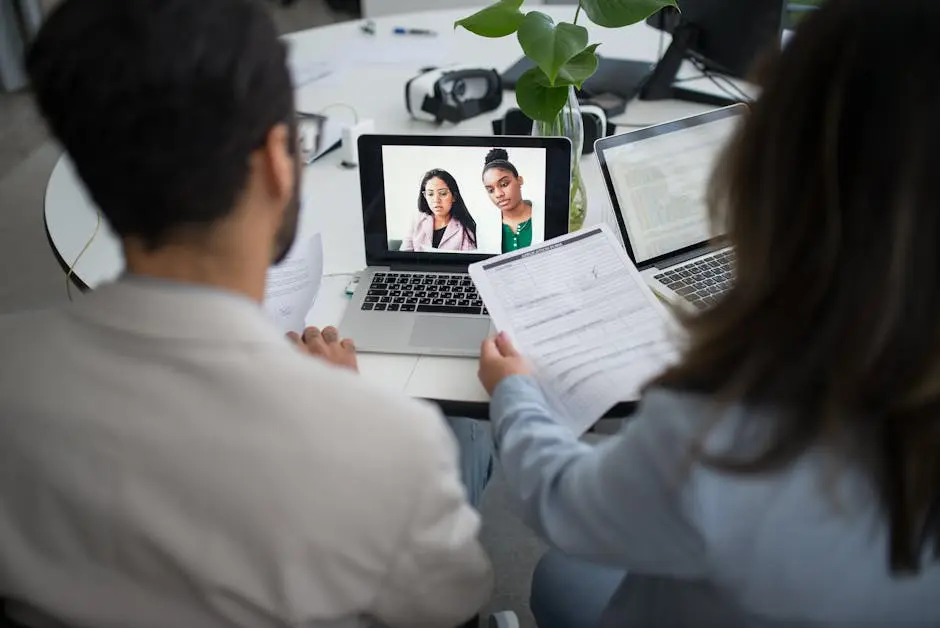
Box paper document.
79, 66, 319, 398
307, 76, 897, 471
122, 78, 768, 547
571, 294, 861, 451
263, 233, 324, 334
469, 225, 677, 435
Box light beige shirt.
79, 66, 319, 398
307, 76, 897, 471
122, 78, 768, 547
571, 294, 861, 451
0, 278, 492, 628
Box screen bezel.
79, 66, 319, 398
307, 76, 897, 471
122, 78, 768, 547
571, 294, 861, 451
594, 104, 747, 268
358, 134, 572, 268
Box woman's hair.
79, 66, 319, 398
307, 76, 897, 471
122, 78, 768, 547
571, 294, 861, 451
417, 169, 477, 246
650, 0, 940, 574
482, 148, 519, 178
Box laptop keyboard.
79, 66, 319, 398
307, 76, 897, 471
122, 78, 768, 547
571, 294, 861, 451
360, 272, 488, 315
653, 249, 734, 309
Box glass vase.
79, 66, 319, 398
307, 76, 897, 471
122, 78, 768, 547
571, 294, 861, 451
532, 86, 587, 232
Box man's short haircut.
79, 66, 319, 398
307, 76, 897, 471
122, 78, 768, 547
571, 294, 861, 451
28, 0, 294, 248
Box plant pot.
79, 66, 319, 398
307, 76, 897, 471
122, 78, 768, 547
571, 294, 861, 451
531, 86, 587, 232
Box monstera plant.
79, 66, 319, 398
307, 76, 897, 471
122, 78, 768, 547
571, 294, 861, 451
456, 0, 677, 231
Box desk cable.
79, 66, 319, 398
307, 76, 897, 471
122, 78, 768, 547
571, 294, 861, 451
655, 21, 754, 105
307, 103, 360, 125
66, 210, 101, 301
690, 58, 754, 104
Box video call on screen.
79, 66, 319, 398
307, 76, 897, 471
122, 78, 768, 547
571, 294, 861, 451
382, 145, 549, 256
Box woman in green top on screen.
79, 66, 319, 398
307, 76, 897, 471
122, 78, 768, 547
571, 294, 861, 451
483, 148, 533, 253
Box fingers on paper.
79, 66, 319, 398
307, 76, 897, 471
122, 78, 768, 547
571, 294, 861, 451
494, 331, 519, 357
480, 336, 500, 360
321, 326, 340, 344
302, 326, 328, 353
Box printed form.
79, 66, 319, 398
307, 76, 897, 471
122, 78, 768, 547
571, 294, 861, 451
263, 233, 324, 335
470, 224, 677, 435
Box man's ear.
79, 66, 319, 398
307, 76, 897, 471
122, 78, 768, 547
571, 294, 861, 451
260, 123, 295, 204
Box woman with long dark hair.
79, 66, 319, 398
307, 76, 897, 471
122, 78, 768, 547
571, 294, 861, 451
400, 169, 478, 252
478, 0, 940, 626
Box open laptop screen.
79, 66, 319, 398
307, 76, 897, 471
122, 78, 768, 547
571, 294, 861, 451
596, 105, 745, 266
358, 135, 572, 268
382, 145, 548, 255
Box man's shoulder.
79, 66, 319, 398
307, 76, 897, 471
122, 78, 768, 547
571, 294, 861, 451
0, 306, 61, 331
244, 353, 461, 514
0, 307, 71, 361
260, 351, 451, 449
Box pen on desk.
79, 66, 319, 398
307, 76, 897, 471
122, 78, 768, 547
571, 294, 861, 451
393, 26, 437, 36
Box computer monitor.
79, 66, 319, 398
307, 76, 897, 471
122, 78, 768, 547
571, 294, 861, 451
641, 0, 788, 106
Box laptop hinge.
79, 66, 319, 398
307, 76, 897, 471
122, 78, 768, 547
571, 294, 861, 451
388, 262, 468, 273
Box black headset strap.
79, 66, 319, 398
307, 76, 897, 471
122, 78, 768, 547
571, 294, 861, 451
421, 69, 502, 124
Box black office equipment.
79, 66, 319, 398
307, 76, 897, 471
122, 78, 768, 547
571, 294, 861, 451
502, 2, 784, 113
501, 54, 654, 105
641, 0, 787, 106
491, 107, 614, 155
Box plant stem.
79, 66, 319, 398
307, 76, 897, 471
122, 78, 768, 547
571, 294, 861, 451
573, 1, 582, 25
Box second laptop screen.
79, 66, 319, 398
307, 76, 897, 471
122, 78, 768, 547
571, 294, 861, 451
603, 115, 741, 264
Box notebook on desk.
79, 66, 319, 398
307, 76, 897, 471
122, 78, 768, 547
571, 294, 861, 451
338, 134, 572, 357
594, 104, 747, 310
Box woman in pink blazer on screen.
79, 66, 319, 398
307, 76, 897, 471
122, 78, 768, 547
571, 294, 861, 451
400, 169, 478, 252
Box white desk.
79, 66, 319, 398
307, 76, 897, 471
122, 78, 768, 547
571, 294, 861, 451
43, 6, 731, 415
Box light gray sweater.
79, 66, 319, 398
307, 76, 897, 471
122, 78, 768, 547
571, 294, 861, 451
490, 375, 940, 627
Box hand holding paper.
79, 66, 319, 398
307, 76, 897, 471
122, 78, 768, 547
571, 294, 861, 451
470, 224, 677, 435
478, 332, 532, 395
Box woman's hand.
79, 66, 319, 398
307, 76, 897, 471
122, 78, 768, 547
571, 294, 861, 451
478, 331, 531, 395
288, 326, 358, 373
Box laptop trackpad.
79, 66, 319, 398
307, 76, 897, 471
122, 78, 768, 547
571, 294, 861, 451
409, 316, 491, 351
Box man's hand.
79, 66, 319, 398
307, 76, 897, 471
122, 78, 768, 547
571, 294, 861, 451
287, 326, 359, 373
478, 332, 531, 395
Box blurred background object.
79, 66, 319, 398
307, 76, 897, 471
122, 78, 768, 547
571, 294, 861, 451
0, 0, 42, 92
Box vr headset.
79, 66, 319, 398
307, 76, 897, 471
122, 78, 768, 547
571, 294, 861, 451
405, 66, 503, 124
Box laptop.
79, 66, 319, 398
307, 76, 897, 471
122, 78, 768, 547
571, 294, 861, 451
594, 104, 747, 309
339, 134, 572, 357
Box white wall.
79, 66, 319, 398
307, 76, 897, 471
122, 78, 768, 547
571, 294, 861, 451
363, 0, 545, 19
383, 145, 547, 254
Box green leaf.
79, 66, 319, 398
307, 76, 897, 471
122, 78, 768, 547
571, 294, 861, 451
515, 67, 570, 123
581, 0, 678, 28
556, 43, 600, 88
454, 0, 525, 38
516, 12, 588, 84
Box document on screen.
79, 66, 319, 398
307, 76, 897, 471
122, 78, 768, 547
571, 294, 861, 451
469, 224, 678, 435
604, 114, 738, 263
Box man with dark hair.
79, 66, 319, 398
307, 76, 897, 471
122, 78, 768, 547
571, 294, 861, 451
0, 0, 492, 626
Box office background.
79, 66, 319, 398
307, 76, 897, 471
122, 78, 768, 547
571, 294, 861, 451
0, 1, 826, 625
0, 2, 557, 625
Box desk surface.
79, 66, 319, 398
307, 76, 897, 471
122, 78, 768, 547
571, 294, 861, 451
43, 6, 736, 415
